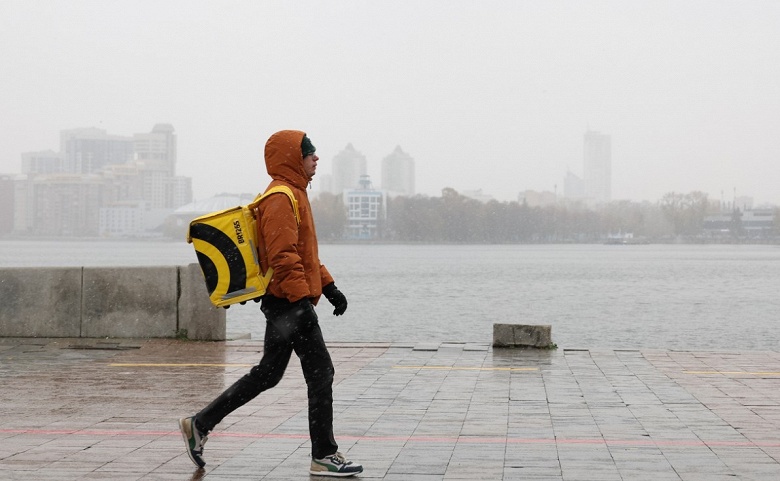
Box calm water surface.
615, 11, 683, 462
1, 240, 778, 350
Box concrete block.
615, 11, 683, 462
178, 263, 226, 340
493, 323, 553, 348
82, 266, 178, 338
0, 267, 82, 337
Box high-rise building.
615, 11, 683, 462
583, 130, 611, 202
0, 175, 15, 235
381, 146, 415, 197
11, 176, 30, 234
24, 174, 108, 237
564, 170, 585, 200
173, 176, 193, 210
134, 124, 179, 209
316, 173, 334, 196
332, 143, 367, 194
21, 150, 61, 174
60, 128, 134, 174
134, 123, 176, 176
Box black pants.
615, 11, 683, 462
195, 296, 338, 459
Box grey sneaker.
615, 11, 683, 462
178, 416, 207, 468
310, 451, 363, 477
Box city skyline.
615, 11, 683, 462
1, 121, 773, 240
5, 125, 775, 208
1, 2, 779, 206
7, 124, 192, 237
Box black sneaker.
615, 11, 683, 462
310, 451, 363, 477
178, 416, 207, 468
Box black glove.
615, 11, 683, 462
322, 283, 348, 316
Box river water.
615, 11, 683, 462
1, 240, 778, 351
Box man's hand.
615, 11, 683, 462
322, 283, 348, 316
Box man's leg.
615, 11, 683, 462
291, 314, 338, 459
296, 319, 363, 476
195, 311, 294, 432
180, 305, 295, 468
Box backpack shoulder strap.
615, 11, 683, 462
249, 185, 301, 225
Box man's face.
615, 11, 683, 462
303, 153, 318, 179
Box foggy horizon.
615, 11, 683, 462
2, 1, 779, 206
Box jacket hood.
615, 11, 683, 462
264, 130, 309, 189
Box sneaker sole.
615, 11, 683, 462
178, 418, 206, 469
309, 467, 363, 477
308, 471, 361, 477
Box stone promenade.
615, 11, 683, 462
1, 337, 779, 480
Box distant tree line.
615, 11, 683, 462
311, 188, 780, 243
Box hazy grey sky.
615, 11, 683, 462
1, 0, 779, 205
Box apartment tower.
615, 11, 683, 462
381, 146, 415, 197
583, 130, 611, 202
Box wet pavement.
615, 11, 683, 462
1, 337, 779, 480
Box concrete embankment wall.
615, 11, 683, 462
0, 264, 225, 340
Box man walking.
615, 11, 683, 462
179, 130, 362, 477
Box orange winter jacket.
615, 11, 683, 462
255, 130, 333, 304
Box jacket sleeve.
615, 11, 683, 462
320, 264, 335, 288
260, 193, 310, 302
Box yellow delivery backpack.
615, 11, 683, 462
186, 186, 300, 308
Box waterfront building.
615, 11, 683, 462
343, 175, 385, 240
99, 202, 146, 237
703, 208, 775, 238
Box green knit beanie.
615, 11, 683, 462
301, 135, 316, 157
